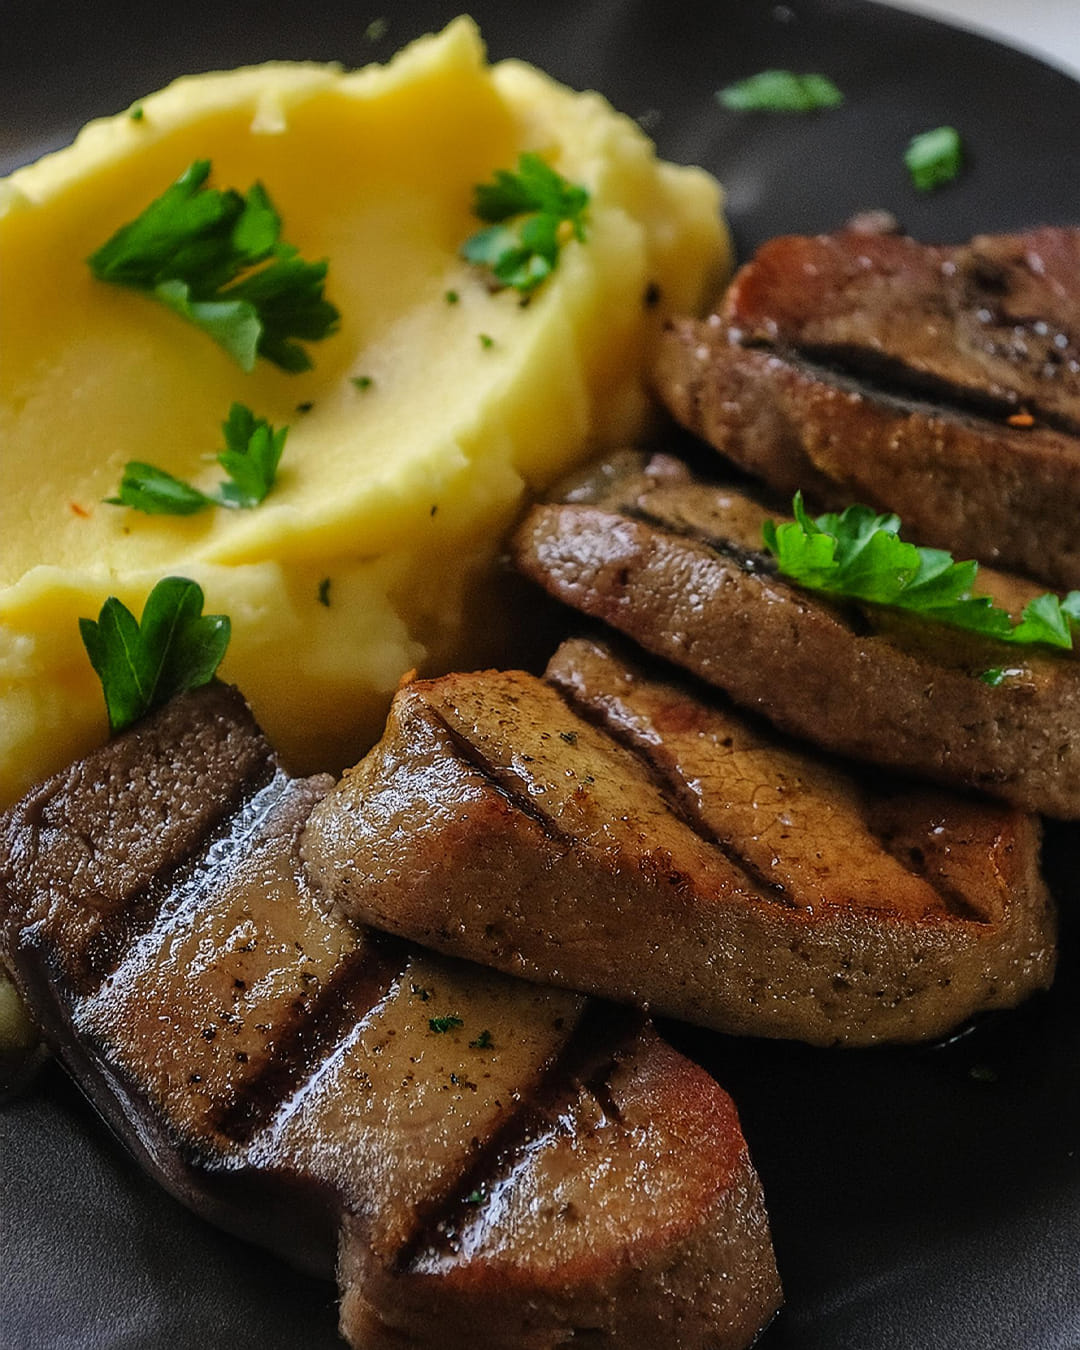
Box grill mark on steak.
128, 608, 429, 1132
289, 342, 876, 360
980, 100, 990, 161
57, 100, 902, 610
723, 228, 1080, 435
867, 800, 986, 924
394, 1002, 640, 1270
2, 685, 784, 1346
654, 228, 1080, 589
547, 638, 986, 924
427, 694, 787, 908
654, 326, 1080, 590
511, 458, 1080, 819
71, 763, 283, 995
769, 337, 1079, 435
623, 500, 777, 577
424, 706, 578, 846
210, 934, 408, 1145
552, 676, 796, 908
729, 339, 1067, 438
624, 496, 881, 641
307, 647, 1056, 1046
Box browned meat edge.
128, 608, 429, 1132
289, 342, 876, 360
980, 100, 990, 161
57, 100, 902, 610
0, 685, 782, 1350
510, 459, 1080, 819
655, 323, 1080, 590
723, 227, 1080, 433
303, 648, 1055, 1047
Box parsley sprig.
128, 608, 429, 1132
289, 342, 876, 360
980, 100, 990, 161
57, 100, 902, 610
461, 153, 589, 295
79, 577, 230, 734
88, 160, 339, 372
108, 404, 288, 515
763, 495, 1080, 650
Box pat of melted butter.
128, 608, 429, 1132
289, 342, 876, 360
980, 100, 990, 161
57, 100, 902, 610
0, 17, 729, 803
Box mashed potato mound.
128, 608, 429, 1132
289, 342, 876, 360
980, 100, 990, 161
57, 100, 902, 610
0, 17, 729, 805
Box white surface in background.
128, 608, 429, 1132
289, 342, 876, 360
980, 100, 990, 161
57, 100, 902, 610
883, 0, 1080, 79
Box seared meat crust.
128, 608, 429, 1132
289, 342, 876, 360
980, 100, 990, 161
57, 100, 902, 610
655, 329, 1080, 589
512, 454, 1080, 819
723, 228, 1080, 431
303, 642, 1055, 1046
0, 684, 781, 1350
654, 226, 1080, 589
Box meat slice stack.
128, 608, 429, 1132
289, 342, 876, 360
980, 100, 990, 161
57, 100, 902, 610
303, 638, 1055, 1047
0, 684, 781, 1350
512, 452, 1080, 820
654, 226, 1080, 589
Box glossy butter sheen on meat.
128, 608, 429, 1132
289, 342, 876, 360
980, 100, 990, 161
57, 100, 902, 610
723, 227, 1080, 430
511, 453, 1080, 820
302, 639, 1055, 1047
654, 226, 1080, 590
655, 331, 1080, 590
0, 684, 781, 1350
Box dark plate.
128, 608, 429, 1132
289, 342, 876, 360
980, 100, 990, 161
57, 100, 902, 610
2, 2, 1078, 1348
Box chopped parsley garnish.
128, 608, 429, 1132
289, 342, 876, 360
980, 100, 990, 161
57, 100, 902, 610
351, 375, 374, 391
444, 289, 460, 305
465, 1189, 483, 1204
429, 1015, 464, 1034
129, 105, 145, 122
461, 152, 589, 295
469, 1029, 494, 1050
478, 332, 495, 349
88, 160, 339, 372
904, 126, 963, 190
763, 495, 1080, 650
214, 404, 288, 507
107, 404, 288, 515
317, 578, 332, 608
107, 465, 210, 517
717, 70, 844, 113
79, 577, 230, 734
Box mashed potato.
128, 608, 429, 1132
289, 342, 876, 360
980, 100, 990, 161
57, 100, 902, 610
0, 16, 729, 807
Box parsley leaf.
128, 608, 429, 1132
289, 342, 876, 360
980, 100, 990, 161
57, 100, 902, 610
462, 153, 589, 295
214, 403, 288, 508
763, 495, 1080, 651
88, 160, 339, 372
79, 577, 230, 734
717, 70, 844, 113
108, 403, 288, 515
106, 463, 212, 516
904, 126, 963, 190
429, 1015, 464, 1034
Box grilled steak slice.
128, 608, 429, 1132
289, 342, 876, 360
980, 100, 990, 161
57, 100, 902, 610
303, 645, 1055, 1047
722, 227, 1080, 432
0, 685, 781, 1349
655, 329, 1080, 589
511, 453, 1080, 819
344, 1029, 776, 1350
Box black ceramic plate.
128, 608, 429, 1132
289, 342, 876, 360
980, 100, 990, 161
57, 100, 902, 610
2, 3, 1078, 1348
